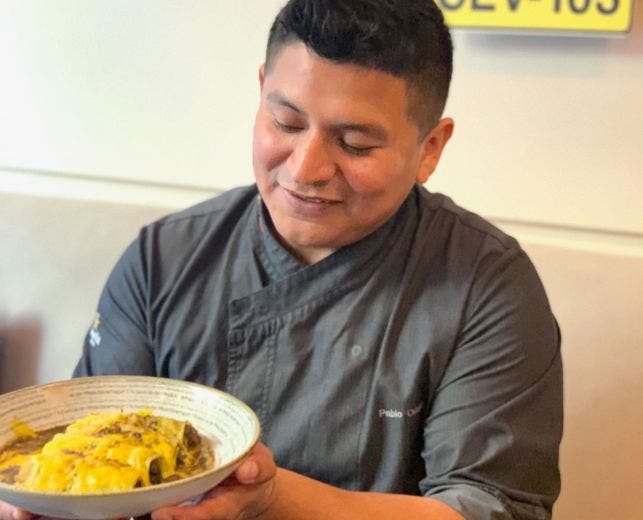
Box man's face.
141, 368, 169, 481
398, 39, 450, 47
252, 43, 452, 263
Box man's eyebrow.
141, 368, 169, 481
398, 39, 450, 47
266, 91, 303, 114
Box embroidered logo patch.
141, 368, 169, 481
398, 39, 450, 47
89, 313, 102, 348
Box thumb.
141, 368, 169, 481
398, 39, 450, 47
233, 442, 276, 485
0, 502, 34, 520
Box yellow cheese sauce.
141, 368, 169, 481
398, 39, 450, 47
0, 410, 214, 493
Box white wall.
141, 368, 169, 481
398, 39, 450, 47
434, 22, 643, 237
0, 0, 284, 191
1, 1, 642, 519
1, 0, 642, 250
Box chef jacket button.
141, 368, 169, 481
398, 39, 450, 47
257, 302, 269, 314
249, 332, 262, 348
229, 329, 244, 345
351, 345, 364, 358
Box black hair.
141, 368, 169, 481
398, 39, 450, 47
265, 0, 453, 135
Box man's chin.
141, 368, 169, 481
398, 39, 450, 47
272, 224, 344, 262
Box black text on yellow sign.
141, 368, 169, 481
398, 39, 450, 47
438, 0, 634, 33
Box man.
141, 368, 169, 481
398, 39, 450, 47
1, 1, 562, 519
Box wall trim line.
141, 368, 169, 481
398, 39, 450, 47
2, 167, 641, 258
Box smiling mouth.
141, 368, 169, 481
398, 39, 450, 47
284, 188, 341, 205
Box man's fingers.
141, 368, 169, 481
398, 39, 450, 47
152, 492, 241, 520
151, 443, 278, 520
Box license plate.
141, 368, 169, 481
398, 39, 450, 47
437, 0, 634, 33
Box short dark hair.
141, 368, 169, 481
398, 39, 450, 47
265, 0, 453, 135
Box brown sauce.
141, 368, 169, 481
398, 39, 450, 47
2, 426, 66, 455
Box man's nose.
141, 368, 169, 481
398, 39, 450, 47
287, 132, 336, 185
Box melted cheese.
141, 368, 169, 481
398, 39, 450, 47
0, 410, 212, 493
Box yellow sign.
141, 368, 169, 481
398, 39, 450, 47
438, 0, 634, 33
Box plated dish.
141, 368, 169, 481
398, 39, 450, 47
0, 376, 260, 519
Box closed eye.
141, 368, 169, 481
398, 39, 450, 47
340, 140, 377, 156
273, 119, 303, 133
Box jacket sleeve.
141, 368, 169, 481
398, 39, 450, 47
420, 249, 563, 520
73, 233, 156, 377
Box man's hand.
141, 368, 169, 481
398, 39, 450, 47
152, 442, 277, 520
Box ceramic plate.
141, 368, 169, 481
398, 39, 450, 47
0, 376, 260, 519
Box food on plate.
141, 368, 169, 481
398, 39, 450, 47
0, 410, 214, 493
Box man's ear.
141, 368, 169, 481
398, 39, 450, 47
259, 64, 266, 91
416, 117, 454, 184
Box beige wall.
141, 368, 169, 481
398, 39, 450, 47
525, 245, 643, 519
0, 194, 173, 390
1, 1, 642, 519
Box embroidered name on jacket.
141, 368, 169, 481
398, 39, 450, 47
379, 402, 423, 419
